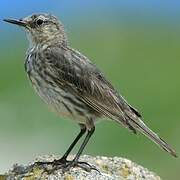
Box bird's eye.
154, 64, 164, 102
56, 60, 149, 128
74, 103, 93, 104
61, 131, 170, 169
36, 18, 44, 26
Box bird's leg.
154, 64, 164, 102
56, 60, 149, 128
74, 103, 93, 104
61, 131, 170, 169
56, 124, 86, 163
61, 126, 98, 172
33, 124, 86, 168
33, 125, 98, 173
72, 126, 95, 163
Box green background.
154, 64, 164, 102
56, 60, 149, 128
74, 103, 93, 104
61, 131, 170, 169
0, 1, 180, 179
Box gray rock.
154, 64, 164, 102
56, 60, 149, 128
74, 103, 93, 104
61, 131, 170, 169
2, 155, 161, 180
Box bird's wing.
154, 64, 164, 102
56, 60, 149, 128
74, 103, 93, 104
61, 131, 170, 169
43, 46, 133, 122
42, 46, 177, 157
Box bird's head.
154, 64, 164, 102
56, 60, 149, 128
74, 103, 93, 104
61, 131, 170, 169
4, 13, 67, 46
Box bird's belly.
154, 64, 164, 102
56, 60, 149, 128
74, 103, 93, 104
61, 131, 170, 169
27, 72, 90, 123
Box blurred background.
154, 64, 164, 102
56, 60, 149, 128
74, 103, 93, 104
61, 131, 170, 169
0, 0, 180, 179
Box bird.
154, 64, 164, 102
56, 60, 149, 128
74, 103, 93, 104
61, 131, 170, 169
4, 13, 177, 172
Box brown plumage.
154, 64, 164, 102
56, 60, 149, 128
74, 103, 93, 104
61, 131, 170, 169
4, 13, 177, 172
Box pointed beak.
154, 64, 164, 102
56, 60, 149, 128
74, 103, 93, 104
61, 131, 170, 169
3, 18, 27, 27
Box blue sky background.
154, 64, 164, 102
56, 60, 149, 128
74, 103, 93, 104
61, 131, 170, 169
1, 1, 180, 50
1, 0, 180, 24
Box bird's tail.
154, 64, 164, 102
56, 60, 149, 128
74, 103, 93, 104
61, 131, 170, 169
124, 110, 177, 158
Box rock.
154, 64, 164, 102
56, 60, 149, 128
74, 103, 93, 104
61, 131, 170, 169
2, 155, 161, 180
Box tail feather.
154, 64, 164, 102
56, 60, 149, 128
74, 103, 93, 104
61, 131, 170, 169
125, 111, 177, 158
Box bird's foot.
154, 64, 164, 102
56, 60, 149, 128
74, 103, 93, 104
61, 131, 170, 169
60, 159, 99, 173
32, 158, 99, 174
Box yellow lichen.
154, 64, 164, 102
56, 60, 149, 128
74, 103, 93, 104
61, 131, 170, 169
120, 165, 131, 178
101, 164, 109, 172
0, 175, 7, 180
64, 174, 74, 180
24, 167, 44, 180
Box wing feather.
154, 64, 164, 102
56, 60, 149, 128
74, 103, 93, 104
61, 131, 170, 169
43, 46, 128, 121
41, 46, 177, 157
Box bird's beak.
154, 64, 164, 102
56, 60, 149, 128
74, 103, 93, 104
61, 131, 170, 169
3, 18, 27, 27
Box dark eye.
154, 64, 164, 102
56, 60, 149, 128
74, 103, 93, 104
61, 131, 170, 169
36, 18, 44, 26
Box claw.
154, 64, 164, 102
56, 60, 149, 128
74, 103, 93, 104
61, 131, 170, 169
32, 159, 98, 174
77, 161, 100, 173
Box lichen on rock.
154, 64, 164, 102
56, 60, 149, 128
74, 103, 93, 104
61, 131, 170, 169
3, 155, 161, 180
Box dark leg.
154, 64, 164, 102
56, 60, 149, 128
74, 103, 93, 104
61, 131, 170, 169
60, 124, 86, 161
34, 124, 86, 166
33, 125, 97, 173
49, 126, 96, 172
61, 126, 96, 172
73, 126, 95, 162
